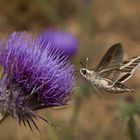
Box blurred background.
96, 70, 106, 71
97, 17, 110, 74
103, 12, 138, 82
1, 0, 140, 140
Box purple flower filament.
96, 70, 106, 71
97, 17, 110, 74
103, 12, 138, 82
0, 32, 75, 130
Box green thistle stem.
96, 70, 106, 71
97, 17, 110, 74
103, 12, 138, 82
127, 116, 138, 140
63, 94, 82, 140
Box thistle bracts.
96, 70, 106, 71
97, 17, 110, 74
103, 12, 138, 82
0, 32, 75, 130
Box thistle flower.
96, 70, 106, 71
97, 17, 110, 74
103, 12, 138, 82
39, 30, 78, 58
0, 32, 75, 130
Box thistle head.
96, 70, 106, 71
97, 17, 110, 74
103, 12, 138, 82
0, 32, 75, 130
39, 29, 78, 58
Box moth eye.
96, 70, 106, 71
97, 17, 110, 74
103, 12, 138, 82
81, 69, 87, 75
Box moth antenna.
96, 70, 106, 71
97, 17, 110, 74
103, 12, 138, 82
86, 57, 89, 69
80, 57, 89, 68
80, 61, 85, 67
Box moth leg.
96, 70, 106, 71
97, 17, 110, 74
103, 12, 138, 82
93, 84, 100, 94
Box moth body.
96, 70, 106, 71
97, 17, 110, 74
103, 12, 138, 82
80, 43, 140, 93
80, 68, 111, 89
105, 82, 134, 93
80, 68, 134, 93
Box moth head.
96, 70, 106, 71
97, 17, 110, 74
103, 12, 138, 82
80, 68, 94, 80
80, 58, 95, 80
80, 68, 87, 75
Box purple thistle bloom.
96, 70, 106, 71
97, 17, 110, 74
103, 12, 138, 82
39, 30, 78, 58
0, 32, 75, 130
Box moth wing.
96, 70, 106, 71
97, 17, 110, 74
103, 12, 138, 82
95, 43, 123, 83
118, 55, 140, 83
